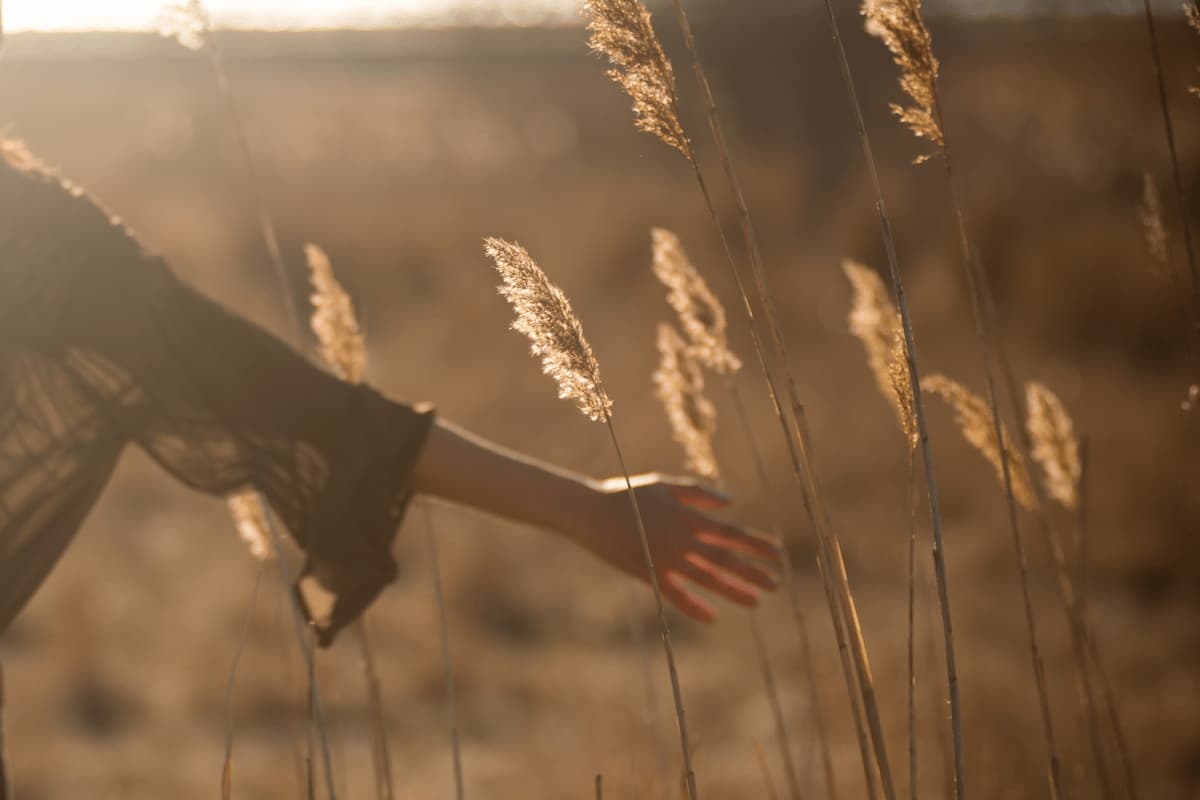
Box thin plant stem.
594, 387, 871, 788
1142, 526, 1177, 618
754, 739, 783, 800
681, 66, 882, 800
623, 587, 673, 799
595, 773, 603, 800
750, 612, 803, 800
0, 660, 9, 800
812, 4, 968, 794
356, 621, 396, 800
728, 380, 837, 800
422, 501, 465, 800
193, 23, 347, 798
1141, 0, 1200, 334
222, 562, 265, 799
665, 5, 898, 795
906, 453, 918, 800
604, 416, 698, 800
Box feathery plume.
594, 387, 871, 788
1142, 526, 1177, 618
1024, 382, 1081, 511
654, 323, 720, 480
158, 0, 212, 51
583, 0, 693, 159
1139, 170, 1170, 269
922, 374, 1038, 510
887, 327, 919, 451
862, 0, 944, 163
485, 238, 613, 422
651, 228, 741, 375
1186, 3, 1200, 96
228, 490, 273, 561
306, 243, 367, 384
844, 260, 916, 447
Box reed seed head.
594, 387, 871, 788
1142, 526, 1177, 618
1138, 170, 1170, 270
862, 0, 944, 163
485, 237, 613, 422
228, 490, 274, 561
306, 243, 367, 384
1025, 382, 1081, 511
651, 228, 742, 375
654, 323, 720, 480
158, 0, 212, 51
844, 260, 915, 448
922, 374, 1038, 510
583, 0, 693, 160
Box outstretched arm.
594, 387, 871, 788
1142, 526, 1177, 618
411, 418, 780, 622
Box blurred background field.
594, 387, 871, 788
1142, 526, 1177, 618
0, 6, 1197, 798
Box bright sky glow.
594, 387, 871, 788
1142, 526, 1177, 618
1, 0, 577, 31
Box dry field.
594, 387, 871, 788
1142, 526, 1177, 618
0, 12, 1197, 799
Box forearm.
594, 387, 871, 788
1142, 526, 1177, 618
410, 417, 606, 539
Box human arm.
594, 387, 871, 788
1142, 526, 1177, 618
411, 418, 780, 622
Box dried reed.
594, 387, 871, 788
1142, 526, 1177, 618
1188, 2, 1200, 97
922, 375, 1036, 509
750, 614, 801, 800
1025, 383, 1081, 512
862, 0, 943, 163
809, 0, 968, 791
484, 236, 698, 800
160, 7, 344, 795
645, 3, 900, 792
649, 252, 801, 798
651, 228, 742, 375
1139, 171, 1170, 270
1140, 0, 1200, 334
306, 244, 367, 384
422, 501, 464, 800
653, 323, 719, 481
864, 2, 1090, 793
0, 661, 8, 800
228, 490, 275, 561
221, 563, 265, 800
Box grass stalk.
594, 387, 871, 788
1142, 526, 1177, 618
753, 739, 783, 800
222, 562, 265, 799
604, 416, 698, 800
662, 7, 901, 796
422, 501, 465, 800
356, 621, 396, 800
905, 453, 918, 800
595, 773, 603, 800
623, 587, 673, 799
727, 380, 837, 800
813, 5, 967, 795
750, 612, 802, 800
937, 117, 1064, 800
1140, 0, 1200, 333
0, 660, 8, 800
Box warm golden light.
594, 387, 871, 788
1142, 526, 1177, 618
2, 0, 575, 31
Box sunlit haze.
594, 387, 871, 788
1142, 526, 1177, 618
2, 0, 578, 31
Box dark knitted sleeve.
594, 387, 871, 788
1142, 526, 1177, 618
0, 140, 434, 645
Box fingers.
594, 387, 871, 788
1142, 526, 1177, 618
662, 571, 717, 623
690, 549, 777, 593
679, 558, 762, 608
694, 516, 781, 561
666, 480, 731, 510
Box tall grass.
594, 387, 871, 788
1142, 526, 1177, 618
585, 3, 896, 794
484, 236, 699, 800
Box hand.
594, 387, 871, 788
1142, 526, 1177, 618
579, 473, 781, 623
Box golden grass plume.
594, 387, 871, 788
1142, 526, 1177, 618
1139, 170, 1170, 269
1187, 2, 1200, 96
306, 243, 367, 384
1025, 382, 1081, 511
844, 259, 917, 448
227, 490, 273, 561
654, 323, 720, 480
158, 0, 212, 51
485, 237, 613, 422
922, 374, 1038, 509
861, 0, 944, 162
651, 228, 741, 375
583, 0, 693, 159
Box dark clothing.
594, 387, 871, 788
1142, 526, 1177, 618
0, 140, 433, 646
